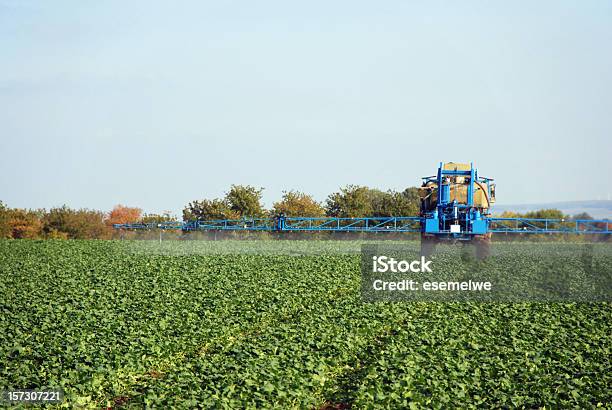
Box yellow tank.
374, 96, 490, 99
418, 163, 495, 210
442, 162, 471, 171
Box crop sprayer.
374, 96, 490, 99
114, 162, 611, 257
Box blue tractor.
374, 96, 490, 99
418, 162, 495, 258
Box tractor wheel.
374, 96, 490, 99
474, 235, 491, 260
420, 234, 437, 257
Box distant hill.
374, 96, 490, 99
493, 200, 612, 219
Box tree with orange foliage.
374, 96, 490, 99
7, 208, 43, 239
106, 205, 142, 226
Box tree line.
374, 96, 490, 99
183, 185, 421, 220
0, 203, 170, 239
0, 184, 598, 239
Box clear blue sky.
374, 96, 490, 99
1, 1, 611, 217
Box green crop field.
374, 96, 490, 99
0, 240, 610, 408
